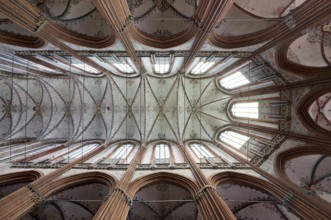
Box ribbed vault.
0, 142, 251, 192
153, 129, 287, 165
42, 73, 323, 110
0, 71, 230, 145
1, 0, 331, 219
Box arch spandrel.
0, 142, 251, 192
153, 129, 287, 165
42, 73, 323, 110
274, 145, 331, 204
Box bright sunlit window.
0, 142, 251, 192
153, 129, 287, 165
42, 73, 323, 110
220, 71, 250, 89
154, 57, 170, 74
231, 102, 259, 118
0, 54, 28, 65
30, 63, 57, 73
219, 131, 249, 149
191, 61, 215, 75
155, 64, 170, 74
104, 56, 135, 74
190, 143, 214, 158
111, 144, 134, 159
69, 144, 98, 159
72, 63, 100, 74
155, 144, 170, 159
114, 63, 135, 74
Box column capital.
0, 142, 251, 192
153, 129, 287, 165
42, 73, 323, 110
194, 185, 216, 203
282, 193, 295, 210
26, 184, 44, 204
116, 187, 133, 206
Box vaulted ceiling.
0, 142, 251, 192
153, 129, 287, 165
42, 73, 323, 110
1, 1, 331, 220
0, 0, 330, 155
0, 69, 235, 143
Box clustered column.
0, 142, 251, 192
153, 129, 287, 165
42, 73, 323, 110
93, 146, 146, 219
0, 145, 106, 219
182, 0, 234, 70
180, 144, 236, 220
219, 142, 331, 219
0, 0, 103, 71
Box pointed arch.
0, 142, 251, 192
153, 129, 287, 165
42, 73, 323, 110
274, 145, 331, 186
210, 172, 301, 219
297, 86, 331, 136
274, 145, 331, 204
0, 170, 43, 199
128, 172, 199, 197
0, 170, 42, 185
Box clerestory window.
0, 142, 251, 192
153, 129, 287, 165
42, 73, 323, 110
219, 131, 250, 149
69, 143, 99, 159
72, 63, 100, 74
231, 102, 259, 119
110, 144, 134, 159
219, 71, 250, 89
190, 143, 214, 158
154, 57, 170, 74
155, 143, 170, 159
191, 61, 215, 75
113, 63, 135, 74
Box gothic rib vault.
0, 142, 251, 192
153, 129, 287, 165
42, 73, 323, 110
0, 72, 229, 144
0, 0, 331, 219
0, 53, 291, 168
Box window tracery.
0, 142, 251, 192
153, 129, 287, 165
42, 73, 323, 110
110, 143, 134, 160
231, 102, 259, 119
66, 143, 99, 162
219, 131, 250, 150
217, 128, 286, 165
152, 55, 174, 75
227, 93, 290, 131
153, 143, 173, 164
0, 143, 60, 163
96, 56, 135, 74
188, 54, 223, 75
191, 60, 215, 75
72, 63, 100, 74
219, 71, 250, 89
190, 143, 214, 158
188, 143, 223, 164
113, 63, 135, 74
154, 143, 170, 159
0, 54, 56, 74
154, 58, 170, 74
99, 143, 135, 165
